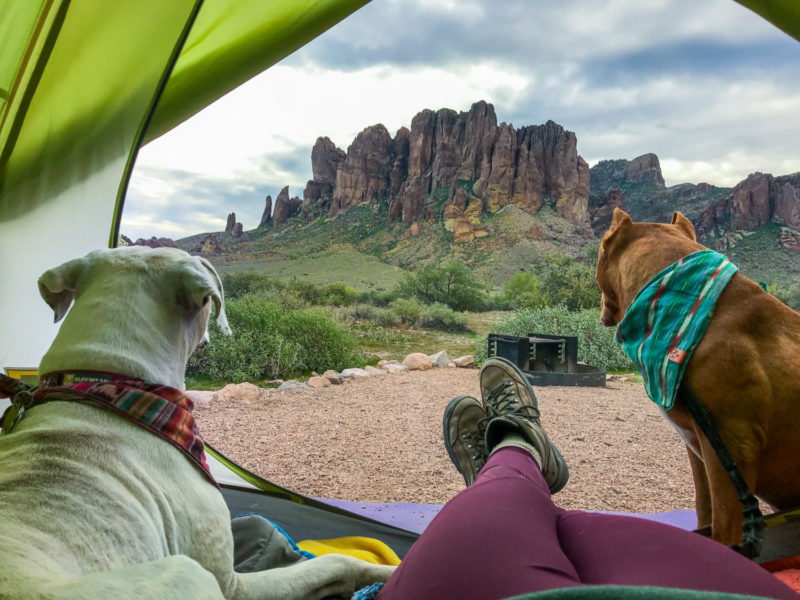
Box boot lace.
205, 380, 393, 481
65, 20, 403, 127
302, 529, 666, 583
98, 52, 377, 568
483, 381, 541, 422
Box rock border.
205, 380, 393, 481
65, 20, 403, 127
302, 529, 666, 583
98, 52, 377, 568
193, 351, 476, 400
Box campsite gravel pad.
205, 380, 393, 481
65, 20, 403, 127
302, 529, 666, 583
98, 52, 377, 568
194, 369, 697, 514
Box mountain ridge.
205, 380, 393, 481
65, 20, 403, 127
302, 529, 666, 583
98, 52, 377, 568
159, 101, 800, 287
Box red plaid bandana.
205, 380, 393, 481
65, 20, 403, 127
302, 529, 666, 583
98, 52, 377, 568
1, 371, 217, 487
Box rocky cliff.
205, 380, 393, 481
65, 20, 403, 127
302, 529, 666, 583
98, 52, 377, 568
588, 159, 800, 254
207, 100, 799, 263
298, 101, 591, 233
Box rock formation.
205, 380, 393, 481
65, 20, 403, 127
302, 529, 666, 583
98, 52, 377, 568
330, 124, 395, 218
122, 235, 176, 248
302, 137, 346, 216
273, 186, 302, 225
232, 222, 244, 238
774, 174, 800, 228
730, 172, 774, 231
260, 195, 273, 227
225, 212, 236, 232
188, 233, 222, 254
623, 153, 665, 187
589, 188, 626, 235
301, 101, 592, 229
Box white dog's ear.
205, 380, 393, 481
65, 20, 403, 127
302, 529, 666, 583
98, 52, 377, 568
38, 257, 88, 323
181, 257, 232, 335
671, 211, 696, 241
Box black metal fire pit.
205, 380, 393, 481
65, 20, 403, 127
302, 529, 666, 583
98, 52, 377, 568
487, 333, 606, 387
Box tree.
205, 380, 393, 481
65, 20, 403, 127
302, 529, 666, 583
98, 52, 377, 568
501, 272, 549, 309
395, 261, 485, 311
540, 254, 601, 311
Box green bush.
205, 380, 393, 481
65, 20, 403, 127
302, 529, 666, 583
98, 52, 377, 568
419, 303, 469, 331
375, 307, 400, 327
356, 288, 395, 306
539, 255, 601, 311
221, 271, 279, 299
501, 271, 549, 310
389, 297, 425, 324
187, 294, 362, 382
395, 261, 486, 311
319, 282, 359, 306
474, 306, 634, 372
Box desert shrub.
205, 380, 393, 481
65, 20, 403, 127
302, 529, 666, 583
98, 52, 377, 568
221, 271, 279, 299
474, 306, 634, 371
772, 281, 800, 311
375, 308, 400, 327
419, 303, 469, 331
319, 282, 359, 306
395, 261, 486, 311
187, 294, 362, 382
501, 271, 549, 310
540, 255, 601, 311
344, 303, 382, 321
285, 277, 323, 305
389, 297, 425, 324
356, 288, 395, 306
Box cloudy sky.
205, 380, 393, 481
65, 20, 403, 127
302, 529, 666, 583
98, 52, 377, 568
122, 0, 800, 240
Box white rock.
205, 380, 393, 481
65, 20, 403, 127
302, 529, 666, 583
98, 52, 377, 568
428, 350, 450, 368
364, 365, 387, 376
341, 367, 370, 379
279, 380, 310, 391
185, 390, 216, 405
384, 363, 409, 374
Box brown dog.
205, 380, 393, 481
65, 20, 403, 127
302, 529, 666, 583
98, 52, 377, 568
596, 208, 800, 546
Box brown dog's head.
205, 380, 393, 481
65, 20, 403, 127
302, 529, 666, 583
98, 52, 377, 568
596, 208, 699, 327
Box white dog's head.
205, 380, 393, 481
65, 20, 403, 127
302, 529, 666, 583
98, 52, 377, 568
36, 246, 231, 386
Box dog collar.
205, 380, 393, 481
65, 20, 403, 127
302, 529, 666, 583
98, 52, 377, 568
1, 371, 217, 488
615, 249, 738, 411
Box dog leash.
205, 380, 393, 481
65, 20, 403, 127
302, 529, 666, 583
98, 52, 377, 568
0, 373, 36, 432
679, 382, 764, 559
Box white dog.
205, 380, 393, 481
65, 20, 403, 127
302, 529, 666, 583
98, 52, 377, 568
0, 246, 394, 600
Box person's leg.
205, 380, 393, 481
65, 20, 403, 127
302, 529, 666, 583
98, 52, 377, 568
556, 509, 799, 599
378, 446, 581, 600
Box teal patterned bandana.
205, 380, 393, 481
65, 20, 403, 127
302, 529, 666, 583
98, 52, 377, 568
615, 250, 738, 411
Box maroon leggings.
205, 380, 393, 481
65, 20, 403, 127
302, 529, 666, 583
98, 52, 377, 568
378, 447, 797, 600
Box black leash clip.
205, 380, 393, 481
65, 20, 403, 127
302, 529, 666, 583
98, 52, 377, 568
1, 388, 35, 434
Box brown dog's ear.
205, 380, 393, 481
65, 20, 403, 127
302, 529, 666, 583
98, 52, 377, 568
180, 257, 232, 335
38, 256, 89, 323
610, 208, 632, 231
671, 211, 696, 241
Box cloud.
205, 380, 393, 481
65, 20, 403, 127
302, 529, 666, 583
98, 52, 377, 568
289, 0, 788, 70
122, 0, 800, 239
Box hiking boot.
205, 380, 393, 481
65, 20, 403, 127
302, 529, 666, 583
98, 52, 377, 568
443, 395, 488, 486
479, 357, 569, 494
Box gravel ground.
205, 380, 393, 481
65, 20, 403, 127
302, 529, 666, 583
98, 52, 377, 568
193, 368, 696, 514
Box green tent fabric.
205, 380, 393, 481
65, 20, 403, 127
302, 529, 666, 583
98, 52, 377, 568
0, 0, 367, 371
0, 0, 799, 579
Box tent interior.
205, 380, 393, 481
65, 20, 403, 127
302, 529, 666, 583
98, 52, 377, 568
2, 0, 800, 563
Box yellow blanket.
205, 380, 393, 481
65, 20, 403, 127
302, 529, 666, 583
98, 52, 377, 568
298, 536, 401, 566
